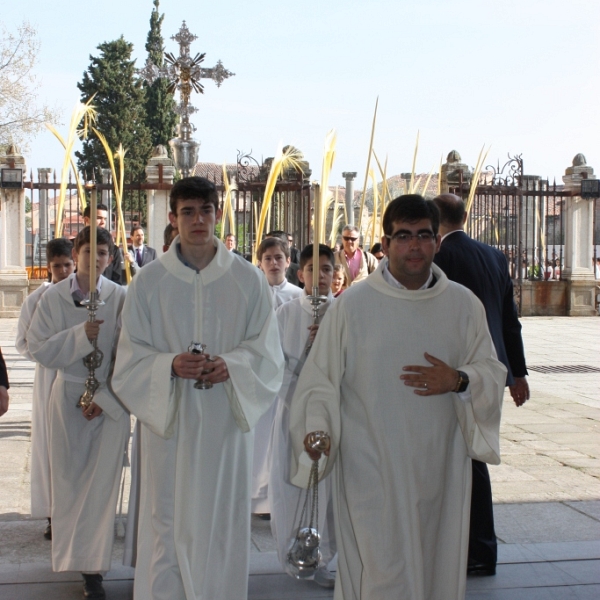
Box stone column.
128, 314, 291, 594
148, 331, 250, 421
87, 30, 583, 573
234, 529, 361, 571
561, 154, 597, 316
145, 145, 175, 255
37, 168, 52, 266
0, 146, 28, 316
342, 172, 357, 226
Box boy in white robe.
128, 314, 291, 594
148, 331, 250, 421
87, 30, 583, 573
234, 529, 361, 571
270, 243, 337, 588
28, 227, 130, 600
252, 237, 303, 515
112, 176, 284, 600
289, 195, 506, 600
16, 238, 75, 540
258, 236, 303, 309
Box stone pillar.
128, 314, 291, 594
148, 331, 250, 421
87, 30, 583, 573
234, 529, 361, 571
145, 145, 175, 255
37, 168, 52, 266
440, 150, 471, 194
561, 154, 597, 316
0, 146, 28, 316
342, 172, 357, 226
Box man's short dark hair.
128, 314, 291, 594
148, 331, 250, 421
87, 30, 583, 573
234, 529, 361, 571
46, 238, 73, 262
382, 194, 440, 236
83, 203, 109, 219
432, 194, 466, 227
74, 226, 114, 253
299, 244, 335, 270
371, 242, 383, 255
266, 230, 287, 242
131, 225, 143, 237
169, 177, 219, 214
257, 237, 289, 261
164, 223, 177, 248
225, 233, 236, 240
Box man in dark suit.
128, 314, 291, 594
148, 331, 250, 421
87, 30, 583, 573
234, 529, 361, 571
82, 203, 124, 284
0, 348, 9, 416
433, 193, 529, 576
124, 226, 157, 279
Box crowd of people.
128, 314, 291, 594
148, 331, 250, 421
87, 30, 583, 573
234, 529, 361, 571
6, 177, 530, 600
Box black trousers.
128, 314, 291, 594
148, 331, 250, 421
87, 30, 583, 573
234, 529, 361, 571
468, 459, 497, 565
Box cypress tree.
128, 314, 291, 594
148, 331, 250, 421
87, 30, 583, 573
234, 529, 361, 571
144, 0, 177, 149
76, 37, 152, 182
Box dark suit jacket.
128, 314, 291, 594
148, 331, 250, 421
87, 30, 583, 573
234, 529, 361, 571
103, 245, 124, 285
434, 230, 527, 385
0, 348, 9, 389
126, 245, 157, 282
129, 245, 157, 267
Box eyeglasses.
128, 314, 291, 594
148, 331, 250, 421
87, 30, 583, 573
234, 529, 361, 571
385, 231, 435, 245
342, 236, 358, 242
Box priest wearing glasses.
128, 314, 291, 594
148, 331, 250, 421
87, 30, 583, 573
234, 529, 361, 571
290, 195, 505, 600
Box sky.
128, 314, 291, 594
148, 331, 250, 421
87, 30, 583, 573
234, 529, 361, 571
2, 0, 599, 186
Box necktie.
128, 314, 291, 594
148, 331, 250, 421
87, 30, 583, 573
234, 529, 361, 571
136, 248, 142, 267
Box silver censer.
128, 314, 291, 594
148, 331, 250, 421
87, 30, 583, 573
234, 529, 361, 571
286, 431, 331, 579
188, 342, 214, 389
77, 291, 105, 409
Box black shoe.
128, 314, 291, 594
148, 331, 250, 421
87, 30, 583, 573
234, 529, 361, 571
82, 573, 106, 599
256, 513, 271, 520
467, 562, 496, 576
43, 522, 52, 541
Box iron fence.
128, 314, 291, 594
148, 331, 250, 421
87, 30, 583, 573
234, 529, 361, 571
24, 152, 312, 277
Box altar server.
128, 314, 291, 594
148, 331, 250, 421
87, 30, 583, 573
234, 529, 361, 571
16, 238, 74, 540
28, 227, 129, 600
112, 176, 284, 600
270, 243, 337, 588
289, 195, 506, 600
257, 236, 303, 308
251, 236, 303, 515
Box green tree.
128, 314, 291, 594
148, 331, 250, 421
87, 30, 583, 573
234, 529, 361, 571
144, 0, 177, 149
76, 37, 152, 182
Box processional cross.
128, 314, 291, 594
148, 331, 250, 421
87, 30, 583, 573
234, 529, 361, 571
139, 21, 235, 176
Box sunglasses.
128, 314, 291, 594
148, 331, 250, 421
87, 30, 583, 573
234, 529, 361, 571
342, 236, 358, 242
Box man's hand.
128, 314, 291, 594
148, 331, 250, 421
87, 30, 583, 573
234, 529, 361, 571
84, 319, 104, 341
200, 356, 230, 385
82, 401, 102, 420
0, 386, 9, 417
124, 252, 134, 265
172, 352, 211, 380
401, 352, 460, 395
303, 432, 331, 461
509, 377, 530, 407
307, 324, 319, 346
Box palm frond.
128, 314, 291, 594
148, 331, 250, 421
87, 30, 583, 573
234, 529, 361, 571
47, 99, 97, 237
254, 143, 304, 262
221, 165, 235, 239
465, 145, 491, 217
358, 98, 378, 234
409, 130, 420, 194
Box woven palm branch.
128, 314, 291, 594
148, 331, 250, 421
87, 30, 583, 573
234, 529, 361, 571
47, 98, 97, 237
254, 143, 304, 262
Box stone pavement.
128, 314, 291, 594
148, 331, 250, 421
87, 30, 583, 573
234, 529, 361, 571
0, 316, 598, 599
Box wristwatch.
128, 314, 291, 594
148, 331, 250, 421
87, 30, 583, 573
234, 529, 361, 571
454, 370, 469, 393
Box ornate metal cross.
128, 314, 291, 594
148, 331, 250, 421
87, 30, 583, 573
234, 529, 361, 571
138, 21, 235, 176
